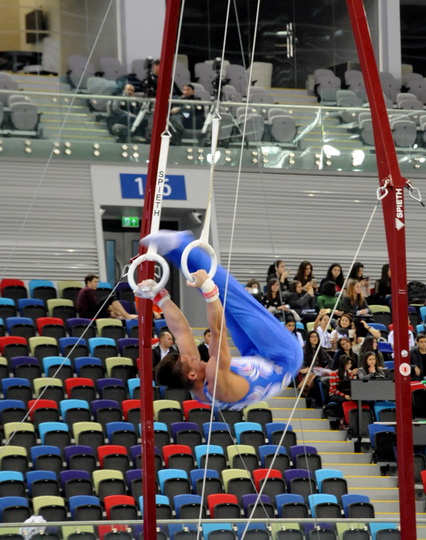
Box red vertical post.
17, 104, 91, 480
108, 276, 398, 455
346, 1, 416, 538
137, 1, 181, 539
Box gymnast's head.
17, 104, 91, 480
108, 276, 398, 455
155, 352, 204, 390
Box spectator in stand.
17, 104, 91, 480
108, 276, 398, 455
262, 278, 290, 321
285, 316, 304, 348
370, 263, 391, 305
198, 328, 211, 362
359, 336, 385, 368
357, 351, 387, 380
328, 355, 358, 415
245, 278, 264, 303
283, 280, 317, 322
332, 313, 358, 347
152, 330, 178, 369
410, 333, 426, 381
317, 281, 343, 317
348, 262, 370, 298
76, 274, 137, 320
298, 330, 333, 404
333, 336, 358, 369
387, 321, 415, 352
341, 280, 374, 337
266, 260, 290, 292
169, 83, 205, 145
313, 309, 337, 351
320, 263, 345, 292
294, 260, 319, 292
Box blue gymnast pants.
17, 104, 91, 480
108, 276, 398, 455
164, 232, 303, 378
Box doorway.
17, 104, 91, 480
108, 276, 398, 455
102, 223, 180, 305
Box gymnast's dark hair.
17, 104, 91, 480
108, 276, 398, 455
155, 352, 195, 390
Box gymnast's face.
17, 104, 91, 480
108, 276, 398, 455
180, 354, 202, 379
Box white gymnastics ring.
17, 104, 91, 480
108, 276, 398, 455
128, 253, 170, 296
181, 240, 218, 283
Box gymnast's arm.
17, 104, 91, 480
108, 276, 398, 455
159, 296, 200, 358
189, 270, 249, 401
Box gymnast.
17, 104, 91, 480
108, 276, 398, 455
138, 230, 303, 410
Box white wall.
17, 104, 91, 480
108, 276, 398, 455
118, 0, 166, 72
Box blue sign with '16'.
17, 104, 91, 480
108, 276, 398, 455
120, 173, 187, 200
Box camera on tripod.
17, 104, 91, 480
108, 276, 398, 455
141, 57, 158, 97
211, 57, 230, 99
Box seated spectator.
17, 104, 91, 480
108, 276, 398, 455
285, 316, 304, 348
294, 260, 319, 292
388, 322, 415, 351
359, 336, 385, 368
262, 278, 289, 321
198, 328, 211, 362
76, 274, 137, 320
266, 259, 290, 292
152, 330, 178, 370
313, 309, 337, 351
169, 83, 205, 145
319, 263, 345, 292
108, 83, 147, 142
332, 313, 358, 347
357, 351, 387, 380
317, 281, 343, 317
298, 330, 333, 404
348, 262, 370, 298
283, 280, 317, 322
328, 355, 358, 416
410, 332, 426, 381
369, 263, 391, 305
245, 278, 264, 303
333, 336, 358, 369
341, 280, 373, 337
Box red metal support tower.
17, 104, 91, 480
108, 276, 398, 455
346, 1, 416, 538
137, 1, 182, 539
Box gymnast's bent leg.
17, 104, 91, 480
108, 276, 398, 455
144, 231, 303, 378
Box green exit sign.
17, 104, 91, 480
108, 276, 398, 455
122, 216, 139, 228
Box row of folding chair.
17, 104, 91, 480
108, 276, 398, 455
0, 355, 139, 385
0, 375, 147, 404
0, 397, 143, 428
0, 440, 158, 475
0, 334, 140, 361
0, 312, 141, 342
0, 278, 119, 304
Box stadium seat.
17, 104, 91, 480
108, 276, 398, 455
60, 470, 93, 498
29, 336, 59, 360
29, 280, 57, 304
26, 470, 60, 498
30, 445, 63, 475
93, 469, 126, 501
258, 444, 290, 472
64, 445, 97, 475
36, 317, 66, 340
67, 318, 96, 339
60, 399, 91, 426
91, 399, 122, 429
74, 356, 105, 381
6, 316, 36, 339
69, 495, 103, 521
17, 299, 47, 322
194, 444, 226, 471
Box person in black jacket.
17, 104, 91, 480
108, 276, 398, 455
169, 84, 205, 144
410, 333, 426, 380
198, 328, 211, 362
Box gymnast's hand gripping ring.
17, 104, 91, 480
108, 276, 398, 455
128, 252, 170, 297
181, 239, 218, 283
